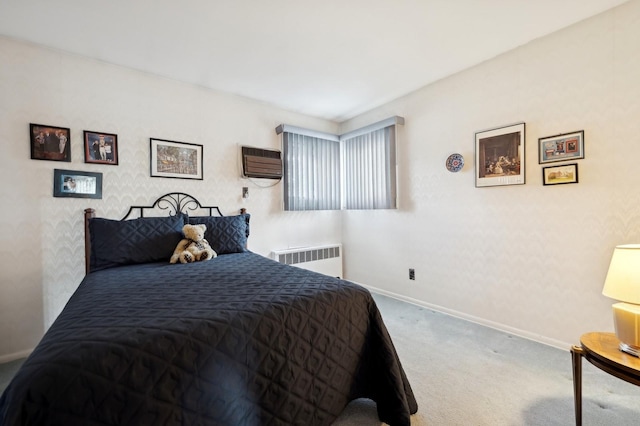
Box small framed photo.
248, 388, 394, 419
538, 130, 584, 164
475, 122, 525, 188
53, 169, 103, 198
30, 123, 71, 162
542, 163, 578, 186
84, 131, 118, 165
150, 138, 203, 180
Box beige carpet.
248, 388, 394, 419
333, 293, 640, 425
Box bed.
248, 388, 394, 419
0, 193, 417, 425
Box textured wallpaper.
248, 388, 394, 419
0, 38, 341, 360
340, 0, 640, 348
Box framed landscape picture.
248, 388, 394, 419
30, 123, 71, 162
150, 138, 203, 180
542, 163, 578, 186
475, 122, 525, 188
53, 169, 103, 199
84, 131, 118, 165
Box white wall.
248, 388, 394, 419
0, 37, 341, 361
340, 0, 640, 348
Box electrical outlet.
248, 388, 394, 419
409, 268, 415, 280
242, 187, 249, 198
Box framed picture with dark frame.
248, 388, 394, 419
30, 123, 71, 162
150, 138, 203, 180
475, 122, 525, 188
538, 130, 584, 164
84, 131, 118, 165
53, 169, 103, 199
542, 163, 578, 186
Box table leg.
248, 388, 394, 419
571, 345, 584, 426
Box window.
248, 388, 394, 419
342, 126, 396, 210
277, 116, 403, 211
281, 128, 341, 211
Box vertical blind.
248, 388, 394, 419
283, 132, 341, 211
279, 117, 402, 211
342, 126, 396, 209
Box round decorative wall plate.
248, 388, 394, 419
446, 153, 464, 172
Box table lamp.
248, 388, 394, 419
602, 244, 640, 357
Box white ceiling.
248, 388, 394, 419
0, 0, 629, 122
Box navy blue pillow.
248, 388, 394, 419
89, 215, 185, 272
188, 214, 250, 254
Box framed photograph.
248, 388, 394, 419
538, 130, 584, 164
84, 131, 118, 165
475, 122, 525, 188
542, 163, 578, 186
30, 123, 71, 162
53, 169, 103, 199
150, 138, 203, 180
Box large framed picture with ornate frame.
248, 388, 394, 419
475, 122, 525, 188
538, 130, 584, 164
150, 138, 203, 180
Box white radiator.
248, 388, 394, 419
271, 244, 343, 278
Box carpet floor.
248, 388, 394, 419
334, 294, 640, 425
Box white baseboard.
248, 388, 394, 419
361, 284, 572, 351
0, 349, 32, 364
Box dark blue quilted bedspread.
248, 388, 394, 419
0, 252, 417, 425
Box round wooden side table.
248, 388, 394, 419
570, 332, 640, 426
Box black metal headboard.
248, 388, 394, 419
121, 192, 223, 219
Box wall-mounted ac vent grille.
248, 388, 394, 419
271, 244, 342, 278
242, 146, 282, 179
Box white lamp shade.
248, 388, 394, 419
602, 244, 640, 304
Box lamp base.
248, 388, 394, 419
619, 342, 640, 357
612, 302, 640, 356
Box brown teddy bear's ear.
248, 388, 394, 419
197, 224, 207, 232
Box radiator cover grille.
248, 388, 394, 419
271, 244, 342, 278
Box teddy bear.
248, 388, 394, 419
170, 224, 217, 264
